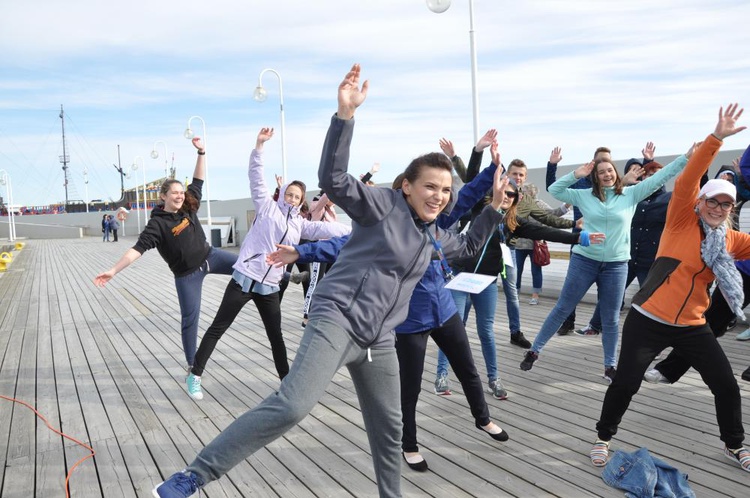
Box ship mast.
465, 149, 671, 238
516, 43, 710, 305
59, 105, 70, 209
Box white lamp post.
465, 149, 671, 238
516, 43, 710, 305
253, 68, 287, 181
151, 140, 170, 179
83, 167, 89, 213
0, 169, 15, 241
132, 156, 147, 229
427, 0, 481, 144
127, 170, 141, 234
184, 116, 211, 230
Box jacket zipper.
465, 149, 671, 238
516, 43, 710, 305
673, 262, 707, 324
260, 208, 292, 285
371, 233, 428, 346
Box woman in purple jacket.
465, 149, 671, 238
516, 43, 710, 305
185, 127, 350, 400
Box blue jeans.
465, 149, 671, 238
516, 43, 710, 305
174, 247, 237, 366
188, 318, 402, 498
437, 284, 499, 382
515, 248, 543, 293
588, 262, 650, 332
530, 253, 628, 367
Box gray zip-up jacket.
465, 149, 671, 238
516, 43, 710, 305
310, 115, 503, 349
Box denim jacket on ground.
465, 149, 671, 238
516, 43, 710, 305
602, 447, 695, 498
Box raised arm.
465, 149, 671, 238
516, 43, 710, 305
191, 137, 206, 181
545, 147, 563, 190
93, 248, 142, 287
668, 104, 745, 228
318, 64, 392, 225
249, 127, 275, 208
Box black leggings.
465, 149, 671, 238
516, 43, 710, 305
655, 272, 750, 382
596, 308, 743, 448
395, 313, 490, 453
192, 279, 288, 379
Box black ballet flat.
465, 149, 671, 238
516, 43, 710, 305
476, 421, 509, 442
402, 452, 428, 472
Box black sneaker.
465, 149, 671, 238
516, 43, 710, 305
510, 331, 531, 349
604, 366, 617, 384
520, 351, 538, 371
556, 325, 574, 336
742, 366, 750, 382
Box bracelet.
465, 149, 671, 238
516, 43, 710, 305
197, 150, 206, 155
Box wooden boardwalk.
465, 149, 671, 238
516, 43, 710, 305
0, 238, 749, 497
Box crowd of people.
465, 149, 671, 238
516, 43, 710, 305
90, 65, 749, 497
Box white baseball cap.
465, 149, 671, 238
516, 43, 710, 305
698, 179, 736, 202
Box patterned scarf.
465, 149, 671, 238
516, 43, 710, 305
698, 216, 745, 318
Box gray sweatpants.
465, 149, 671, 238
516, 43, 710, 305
187, 318, 403, 498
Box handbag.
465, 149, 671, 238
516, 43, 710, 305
532, 240, 551, 267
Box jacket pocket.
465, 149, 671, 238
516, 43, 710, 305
345, 272, 369, 312
632, 256, 680, 306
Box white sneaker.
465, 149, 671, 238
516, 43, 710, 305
736, 328, 750, 341
643, 368, 669, 384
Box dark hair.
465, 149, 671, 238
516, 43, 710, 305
286, 180, 307, 200
160, 179, 199, 213
508, 159, 527, 170
402, 153, 453, 183
391, 173, 406, 190
590, 158, 623, 201
593, 146, 611, 160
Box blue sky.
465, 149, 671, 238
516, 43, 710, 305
1, 0, 749, 207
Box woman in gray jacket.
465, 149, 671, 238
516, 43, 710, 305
153, 64, 511, 498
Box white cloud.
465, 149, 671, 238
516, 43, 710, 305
1, 0, 749, 206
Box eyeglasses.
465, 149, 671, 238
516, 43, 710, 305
704, 198, 734, 211
504, 191, 518, 199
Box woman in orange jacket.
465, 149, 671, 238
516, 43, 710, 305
590, 104, 750, 472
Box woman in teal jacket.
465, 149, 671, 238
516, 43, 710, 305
520, 149, 688, 383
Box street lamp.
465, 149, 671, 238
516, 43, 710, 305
184, 116, 212, 230
83, 167, 89, 213
253, 68, 287, 181
126, 170, 141, 234
0, 169, 15, 241
427, 0, 481, 144
132, 156, 148, 228
151, 140, 170, 179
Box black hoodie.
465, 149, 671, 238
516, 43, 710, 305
132, 179, 211, 277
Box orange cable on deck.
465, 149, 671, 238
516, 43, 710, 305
0, 394, 96, 498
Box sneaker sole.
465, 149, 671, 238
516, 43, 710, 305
434, 389, 451, 396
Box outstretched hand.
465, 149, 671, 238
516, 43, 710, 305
475, 129, 498, 152
574, 161, 595, 180
490, 140, 501, 167
622, 164, 644, 186
549, 147, 563, 164
714, 103, 746, 140
642, 141, 655, 161
93, 270, 115, 287
439, 138, 455, 157
588, 232, 606, 244
266, 244, 301, 267
338, 63, 369, 120
256, 127, 274, 151
489, 167, 510, 211
192, 137, 205, 152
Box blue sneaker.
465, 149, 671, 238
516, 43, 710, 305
152, 470, 204, 497
186, 373, 203, 400
736, 327, 750, 341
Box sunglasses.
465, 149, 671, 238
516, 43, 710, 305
504, 190, 518, 199
704, 198, 734, 211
